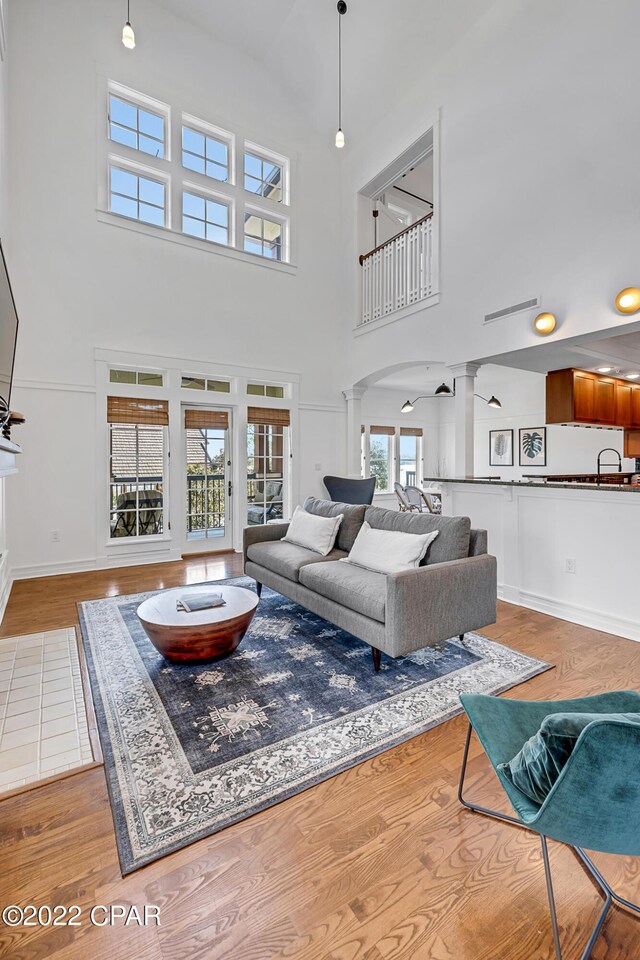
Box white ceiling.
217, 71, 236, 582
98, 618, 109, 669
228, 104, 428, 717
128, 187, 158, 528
482, 328, 640, 379
372, 362, 530, 395
150, 0, 496, 136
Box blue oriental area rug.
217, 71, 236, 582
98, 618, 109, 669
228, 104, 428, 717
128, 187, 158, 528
79, 578, 550, 874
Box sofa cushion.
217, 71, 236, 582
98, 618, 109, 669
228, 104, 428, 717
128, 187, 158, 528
303, 497, 366, 552
299, 560, 387, 623
364, 506, 471, 565
247, 540, 347, 583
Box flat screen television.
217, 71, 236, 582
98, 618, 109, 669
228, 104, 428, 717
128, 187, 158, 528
0, 240, 19, 425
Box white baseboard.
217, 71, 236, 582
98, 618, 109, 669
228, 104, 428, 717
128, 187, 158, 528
498, 584, 640, 643
12, 549, 183, 581
0, 551, 13, 624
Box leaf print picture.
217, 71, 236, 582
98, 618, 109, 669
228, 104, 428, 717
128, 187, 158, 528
519, 426, 547, 467
489, 429, 514, 467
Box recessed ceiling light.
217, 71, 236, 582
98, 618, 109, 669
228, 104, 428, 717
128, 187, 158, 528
627, 373, 640, 380
596, 366, 613, 373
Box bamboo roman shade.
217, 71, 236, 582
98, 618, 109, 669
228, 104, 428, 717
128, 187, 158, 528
400, 426, 423, 437
107, 397, 169, 426
370, 425, 396, 435
184, 409, 229, 430
247, 406, 291, 427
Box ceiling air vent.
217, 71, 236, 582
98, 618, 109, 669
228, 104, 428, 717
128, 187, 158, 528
483, 297, 540, 324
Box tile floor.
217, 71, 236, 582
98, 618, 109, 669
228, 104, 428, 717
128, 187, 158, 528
0, 627, 94, 792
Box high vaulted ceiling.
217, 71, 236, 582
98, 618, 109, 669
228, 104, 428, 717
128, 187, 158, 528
151, 0, 497, 137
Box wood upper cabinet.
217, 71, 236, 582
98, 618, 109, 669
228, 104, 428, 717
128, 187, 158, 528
546, 369, 639, 426
632, 384, 640, 427
615, 381, 633, 427
624, 428, 640, 457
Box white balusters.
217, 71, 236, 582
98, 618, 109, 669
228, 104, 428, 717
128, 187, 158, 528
359, 215, 433, 326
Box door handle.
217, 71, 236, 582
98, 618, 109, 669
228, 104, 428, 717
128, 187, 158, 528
228, 480, 232, 497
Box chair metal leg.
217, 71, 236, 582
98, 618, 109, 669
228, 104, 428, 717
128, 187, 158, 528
458, 725, 639, 960
572, 846, 640, 916
541, 836, 564, 960
457, 722, 523, 826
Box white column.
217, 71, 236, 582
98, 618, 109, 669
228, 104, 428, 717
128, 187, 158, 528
342, 387, 367, 478
448, 362, 479, 478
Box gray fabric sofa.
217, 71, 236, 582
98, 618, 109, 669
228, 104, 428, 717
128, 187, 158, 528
243, 497, 497, 671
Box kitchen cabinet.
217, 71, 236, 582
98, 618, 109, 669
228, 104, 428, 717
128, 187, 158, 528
546, 369, 640, 427
624, 429, 640, 458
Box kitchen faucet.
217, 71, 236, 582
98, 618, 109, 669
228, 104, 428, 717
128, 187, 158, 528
596, 448, 622, 484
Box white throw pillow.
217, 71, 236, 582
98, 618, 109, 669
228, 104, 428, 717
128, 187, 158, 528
283, 505, 344, 556
344, 521, 439, 575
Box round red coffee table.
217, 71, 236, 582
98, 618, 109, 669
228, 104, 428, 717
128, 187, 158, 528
136, 585, 259, 663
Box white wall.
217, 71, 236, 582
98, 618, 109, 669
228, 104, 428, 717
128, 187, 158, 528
5, 0, 348, 575
344, 0, 640, 385
437, 367, 635, 480
0, 0, 12, 617
441, 482, 640, 642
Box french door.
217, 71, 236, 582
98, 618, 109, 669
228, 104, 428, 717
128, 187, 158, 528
182, 406, 233, 553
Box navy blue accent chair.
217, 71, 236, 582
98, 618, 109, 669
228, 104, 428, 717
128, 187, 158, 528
323, 476, 376, 505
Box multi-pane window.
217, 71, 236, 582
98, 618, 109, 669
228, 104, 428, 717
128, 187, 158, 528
247, 382, 285, 398
110, 424, 165, 538
104, 83, 292, 265
109, 95, 165, 158
399, 432, 419, 485
110, 166, 165, 226
244, 213, 282, 260
244, 152, 283, 203
182, 376, 231, 393
362, 426, 424, 492
182, 127, 228, 182
110, 368, 164, 387
182, 191, 229, 245
247, 421, 287, 525
369, 427, 394, 493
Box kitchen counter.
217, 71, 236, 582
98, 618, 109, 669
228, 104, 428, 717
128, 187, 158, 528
423, 476, 640, 492
425, 477, 639, 643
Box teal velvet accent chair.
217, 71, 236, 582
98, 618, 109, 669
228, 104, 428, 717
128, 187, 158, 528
458, 690, 640, 960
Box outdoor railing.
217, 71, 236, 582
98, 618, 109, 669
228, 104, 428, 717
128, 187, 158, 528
359, 213, 434, 325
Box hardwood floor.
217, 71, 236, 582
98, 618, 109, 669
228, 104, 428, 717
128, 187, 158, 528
1, 555, 639, 959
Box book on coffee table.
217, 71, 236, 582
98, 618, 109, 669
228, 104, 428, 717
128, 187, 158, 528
176, 592, 226, 613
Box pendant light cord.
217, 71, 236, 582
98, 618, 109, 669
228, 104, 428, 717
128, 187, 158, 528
127, 0, 131, 22
338, 10, 342, 130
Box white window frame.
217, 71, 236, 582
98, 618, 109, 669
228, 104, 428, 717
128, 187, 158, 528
98, 77, 296, 272
109, 421, 169, 543
107, 81, 171, 161
182, 181, 235, 248
243, 203, 289, 263
109, 366, 165, 387
243, 141, 289, 206
181, 113, 235, 186
361, 425, 424, 494
109, 155, 171, 229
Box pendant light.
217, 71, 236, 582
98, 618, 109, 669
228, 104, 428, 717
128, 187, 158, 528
335, 2, 347, 148
122, 0, 135, 49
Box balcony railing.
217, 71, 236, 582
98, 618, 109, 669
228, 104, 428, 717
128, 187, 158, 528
359, 213, 434, 326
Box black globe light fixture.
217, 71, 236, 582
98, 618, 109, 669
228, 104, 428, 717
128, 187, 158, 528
401, 384, 501, 413
335, 1, 347, 148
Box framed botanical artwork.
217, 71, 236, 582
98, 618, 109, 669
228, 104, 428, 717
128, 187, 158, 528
519, 427, 547, 467
489, 429, 514, 467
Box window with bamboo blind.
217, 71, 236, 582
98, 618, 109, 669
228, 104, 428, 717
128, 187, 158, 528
184, 408, 229, 430
107, 396, 169, 425
247, 408, 289, 527
361, 424, 424, 492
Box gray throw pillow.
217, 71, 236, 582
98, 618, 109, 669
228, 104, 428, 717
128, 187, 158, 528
498, 712, 640, 805
303, 497, 365, 552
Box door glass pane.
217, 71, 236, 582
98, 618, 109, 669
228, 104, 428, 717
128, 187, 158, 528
369, 431, 393, 492
399, 435, 418, 486
110, 424, 164, 538
186, 425, 227, 541
247, 424, 286, 525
